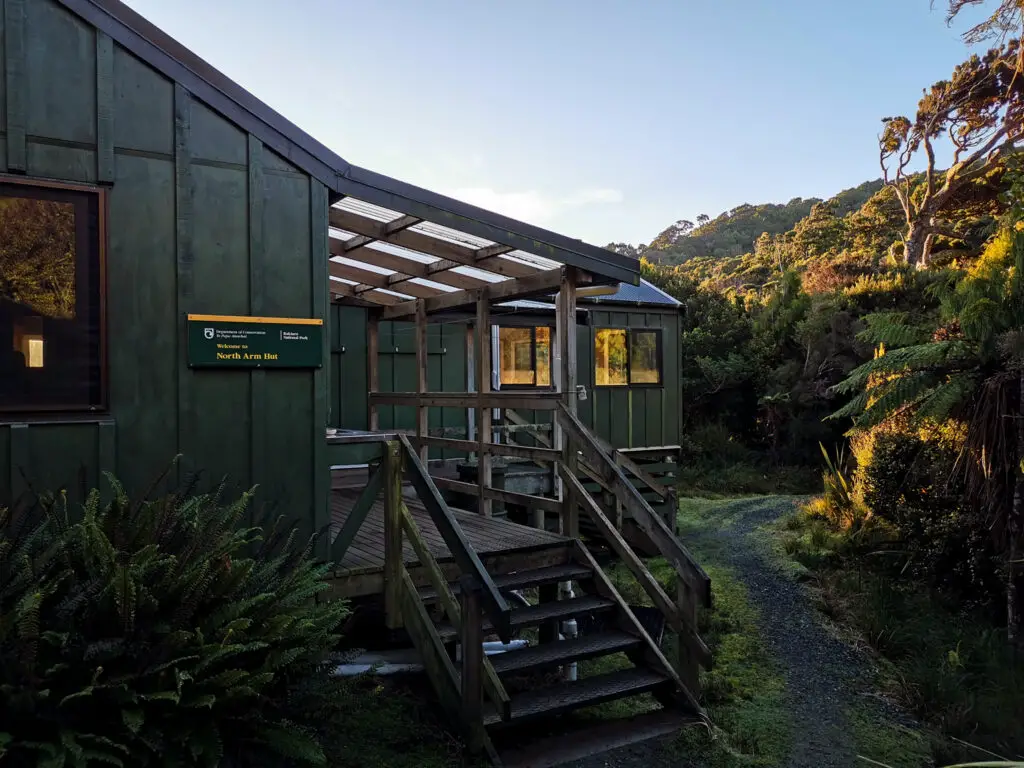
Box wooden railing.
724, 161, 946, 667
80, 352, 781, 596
396, 434, 513, 641
555, 403, 712, 693
337, 438, 511, 754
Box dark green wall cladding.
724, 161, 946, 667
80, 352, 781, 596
327, 306, 469, 465
0, 0, 329, 550
327, 305, 683, 456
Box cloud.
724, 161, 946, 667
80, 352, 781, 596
445, 186, 624, 225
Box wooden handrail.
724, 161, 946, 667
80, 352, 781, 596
400, 503, 512, 721
555, 403, 712, 607
396, 434, 512, 641
561, 466, 711, 665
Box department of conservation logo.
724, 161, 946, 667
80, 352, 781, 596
204, 328, 215, 340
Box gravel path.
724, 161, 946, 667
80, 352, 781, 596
565, 496, 873, 768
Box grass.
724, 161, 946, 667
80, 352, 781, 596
773, 502, 1024, 766
320, 675, 471, 768
598, 496, 792, 766
846, 704, 932, 768
677, 462, 819, 498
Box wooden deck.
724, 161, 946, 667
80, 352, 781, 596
327, 488, 569, 598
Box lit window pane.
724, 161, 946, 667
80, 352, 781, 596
0, 184, 102, 410
499, 327, 535, 385
595, 329, 627, 386
630, 331, 660, 384
535, 327, 551, 387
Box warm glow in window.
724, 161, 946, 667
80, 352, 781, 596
594, 328, 662, 386
499, 326, 551, 387
595, 329, 628, 386
25, 336, 44, 368
630, 331, 660, 384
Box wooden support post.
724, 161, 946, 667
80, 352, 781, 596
384, 441, 403, 629
476, 291, 493, 517
677, 579, 701, 696
368, 315, 380, 431
556, 268, 579, 538
415, 301, 429, 464
460, 574, 485, 753
466, 322, 476, 443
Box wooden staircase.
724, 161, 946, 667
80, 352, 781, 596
378, 417, 711, 767
419, 539, 705, 768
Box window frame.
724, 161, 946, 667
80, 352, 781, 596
497, 324, 555, 390
592, 326, 664, 389
0, 175, 108, 416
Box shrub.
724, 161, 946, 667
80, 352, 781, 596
858, 430, 1002, 604
0, 469, 348, 768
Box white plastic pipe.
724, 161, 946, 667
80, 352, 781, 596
558, 580, 578, 682
332, 639, 530, 677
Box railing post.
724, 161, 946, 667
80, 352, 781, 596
384, 440, 404, 629
459, 574, 485, 753
556, 267, 578, 538
676, 579, 701, 697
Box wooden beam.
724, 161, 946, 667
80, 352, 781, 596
381, 267, 588, 320
557, 267, 579, 538
330, 207, 541, 279
330, 280, 402, 306
330, 236, 489, 291
370, 391, 562, 410
330, 463, 384, 562
384, 442, 403, 629
397, 434, 512, 641
416, 300, 429, 464
413, 436, 561, 462
329, 260, 445, 299
476, 291, 492, 517
430, 477, 564, 515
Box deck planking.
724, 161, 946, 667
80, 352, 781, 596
329, 488, 567, 576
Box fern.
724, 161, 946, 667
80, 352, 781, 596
0, 466, 349, 768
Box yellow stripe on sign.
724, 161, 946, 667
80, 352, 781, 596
187, 314, 324, 326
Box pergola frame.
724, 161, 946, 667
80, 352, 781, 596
360, 259, 585, 532
328, 196, 608, 317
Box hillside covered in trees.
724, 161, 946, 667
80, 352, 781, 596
623, 7, 1024, 750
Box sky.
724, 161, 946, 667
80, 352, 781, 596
122, 0, 991, 247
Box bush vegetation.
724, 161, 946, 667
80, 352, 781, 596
0, 469, 349, 768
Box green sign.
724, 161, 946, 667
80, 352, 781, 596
187, 314, 323, 369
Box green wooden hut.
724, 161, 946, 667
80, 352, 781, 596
0, 1, 712, 761
0, 0, 635, 529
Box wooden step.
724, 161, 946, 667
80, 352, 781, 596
483, 667, 672, 727
435, 595, 615, 643
418, 563, 593, 603
488, 630, 642, 676
496, 708, 702, 768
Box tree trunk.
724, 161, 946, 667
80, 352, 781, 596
904, 219, 935, 269
1011, 372, 1024, 645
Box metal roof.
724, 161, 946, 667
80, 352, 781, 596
61, 0, 641, 288
497, 279, 681, 312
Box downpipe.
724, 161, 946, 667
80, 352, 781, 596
558, 580, 578, 682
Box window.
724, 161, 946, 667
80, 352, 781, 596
594, 328, 662, 386
498, 326, 551, 387
0, 181, 103, 411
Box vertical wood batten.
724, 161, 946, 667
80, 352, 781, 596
368, 315, 380, 430
4, 0, 25, 171
174, 85, 194, 481
8, 423, 27, 500
95, 31, 114, 183
311, 179, 330, 559
415, 301, 428, 463
248, 136, 266, 521
476, 291, 492, 517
